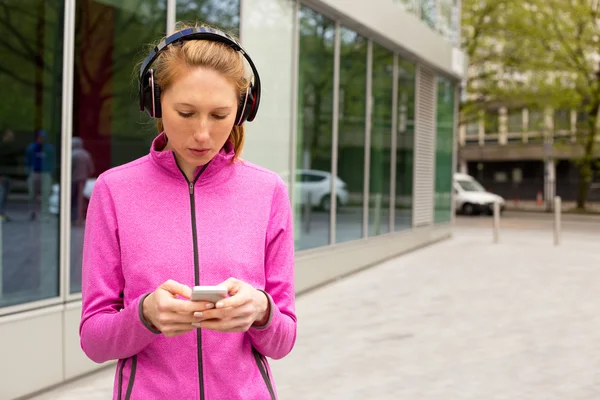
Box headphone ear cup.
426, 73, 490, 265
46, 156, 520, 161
235, 86, 254, 126
142, 69, 162, 118
141, 73, 153, 117
246, 84, 260, 122
153, 84, 162, 118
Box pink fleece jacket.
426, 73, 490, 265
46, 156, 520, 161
79, 133, 296, 400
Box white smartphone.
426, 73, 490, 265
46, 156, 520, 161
191, 286, 228, 303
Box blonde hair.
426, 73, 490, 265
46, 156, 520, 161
150, 22, 250, 159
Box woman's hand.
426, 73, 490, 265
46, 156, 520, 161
142, 280, 214, 337
192, 278, 270, 333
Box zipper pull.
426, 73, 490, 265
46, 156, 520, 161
189, 182, 194, 195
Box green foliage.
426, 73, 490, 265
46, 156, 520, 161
462, 0, 600, 207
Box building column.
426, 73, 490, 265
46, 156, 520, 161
459, 159, 467, 174
478, 110, 484, 146
499, 107, 507, 145
522, 108, 529, 143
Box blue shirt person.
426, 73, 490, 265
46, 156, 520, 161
25, 130, 55, 175
25, 130, 55, 219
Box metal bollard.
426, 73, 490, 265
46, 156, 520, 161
554, 196, 561, 246
493, 201, 500, 244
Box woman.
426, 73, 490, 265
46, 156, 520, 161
79, 24, 296, 400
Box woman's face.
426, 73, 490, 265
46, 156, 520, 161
161, 66, 238, 175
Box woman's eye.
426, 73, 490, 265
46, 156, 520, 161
212, 114, 228, 120
178, 112, 193, 118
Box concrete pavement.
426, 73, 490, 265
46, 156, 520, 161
27, 220, 600, 399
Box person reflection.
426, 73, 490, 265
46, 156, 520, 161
71, 137, 94, 225
25, 129, 55, 221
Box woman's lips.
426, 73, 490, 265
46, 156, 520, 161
189, 148, 209, 156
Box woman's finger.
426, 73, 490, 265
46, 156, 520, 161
198, 301, 254, 322
172, 299, 215, 314
214, 288, 252, 310
162, 324, 197, 337
194, 315, 253, 332
158, 310, 207, 325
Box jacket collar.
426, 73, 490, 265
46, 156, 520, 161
149, 132, 235, 186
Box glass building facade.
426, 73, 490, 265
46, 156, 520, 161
0, 1, 463, 398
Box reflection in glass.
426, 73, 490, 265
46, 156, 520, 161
438, 0, 458, 43
369, 43, 393, 236
295, 6, 334, 251
70, 0, 168, 293
395, 59, 416, 231
0, 0, 63, 308
336, 27, 366, 244
176, 0, 240, 35
394, 0, 419, 15
421, 0, 436, 29
435, 77, 454, 223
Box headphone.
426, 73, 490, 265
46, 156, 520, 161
139, 26, 261, 126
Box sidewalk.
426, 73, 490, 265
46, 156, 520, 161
504, 199, 600, 213
30, 226, 600, 399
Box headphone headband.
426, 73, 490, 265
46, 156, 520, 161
138, 26, 261, 122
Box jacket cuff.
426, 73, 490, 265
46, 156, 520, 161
251, 290, 274, 330
138, 293, 161, 334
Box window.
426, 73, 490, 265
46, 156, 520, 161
336, 27, 367, 244
295, 5, 335, 250
421, 0, 437, 29
67, 0, 242, 294
438, 0, 459, 43
298, 172, 326, 183
434, 77, 454, 223
395, 59, 416, 231
369, 43, 394, 236
0, 0, 64, 308
238, 0, 294, 185
176, 0, 240, 35
69, 0, 168, 293
457, 179, 484, 192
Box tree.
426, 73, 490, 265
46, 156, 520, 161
298, 7, 335, 170
518, 0, 600, 209
460, 1, 529, 125
0, 1, 63, 134
461, 0, 600, 209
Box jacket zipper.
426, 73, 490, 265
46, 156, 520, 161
252, 347, 276, 399
175, 156, 209, 400
117, 355, 138, 400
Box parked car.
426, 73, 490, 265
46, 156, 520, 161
48, 178, 96, 215
454, 172, 505, 216
280, 169, 350, 211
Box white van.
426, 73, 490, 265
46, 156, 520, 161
454, 173, 505, 215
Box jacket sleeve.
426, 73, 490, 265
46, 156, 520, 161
79, 176, 159, 364
247, 178, 297, 360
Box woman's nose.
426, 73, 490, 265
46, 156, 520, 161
192, 120, 210, 142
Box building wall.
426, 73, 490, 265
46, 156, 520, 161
0, 1, 463, 398
465, 160, 600, 202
